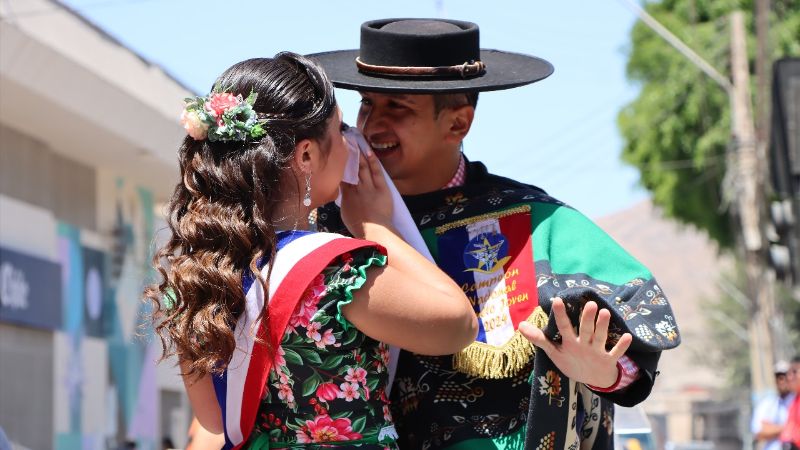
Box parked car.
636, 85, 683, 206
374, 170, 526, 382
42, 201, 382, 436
614, 406, 657, 450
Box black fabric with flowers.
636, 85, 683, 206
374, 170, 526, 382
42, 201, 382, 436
245, 248, 398, 449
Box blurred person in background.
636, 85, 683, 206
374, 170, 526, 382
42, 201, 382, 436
752, 361, 795, 450
144, 52, 477, 449
780, 356, 800, 450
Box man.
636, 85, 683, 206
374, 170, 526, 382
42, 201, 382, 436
752, 361, 796, 450
781, 357, 800, 449
312, 18, 679, 449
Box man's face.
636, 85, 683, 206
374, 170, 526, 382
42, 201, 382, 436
356, 92, 456, 195
776, 373, 791, 396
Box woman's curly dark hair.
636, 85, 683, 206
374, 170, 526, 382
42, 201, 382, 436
144, 52, 336, 378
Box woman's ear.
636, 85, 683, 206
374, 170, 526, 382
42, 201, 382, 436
294, 138, 316, 174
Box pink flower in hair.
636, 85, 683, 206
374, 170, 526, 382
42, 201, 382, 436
204, 93, 241, 118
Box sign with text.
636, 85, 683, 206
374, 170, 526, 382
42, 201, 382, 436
0, 246, 62, 330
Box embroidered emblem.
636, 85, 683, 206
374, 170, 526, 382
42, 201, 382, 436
464, 233, 510, 274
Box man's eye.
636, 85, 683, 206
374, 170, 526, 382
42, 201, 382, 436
359, 98, 372, 106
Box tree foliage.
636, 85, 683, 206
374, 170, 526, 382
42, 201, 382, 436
619, 0, 800, 248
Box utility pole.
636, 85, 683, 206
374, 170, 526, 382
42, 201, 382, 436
730, 10, 776, 395
755, 0, 771, 144
754, 0, 792, 364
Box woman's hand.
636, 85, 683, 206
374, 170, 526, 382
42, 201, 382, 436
339, 150, 393, 239
519, 298, 632, 389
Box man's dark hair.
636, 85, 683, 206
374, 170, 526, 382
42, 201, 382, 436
432, 92, 479, 117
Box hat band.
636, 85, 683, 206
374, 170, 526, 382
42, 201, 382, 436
355, 57, 486, 79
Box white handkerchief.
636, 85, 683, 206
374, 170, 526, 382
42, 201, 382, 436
340, 127, 363, 186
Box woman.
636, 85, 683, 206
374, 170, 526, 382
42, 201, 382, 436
145, 52, 477, 449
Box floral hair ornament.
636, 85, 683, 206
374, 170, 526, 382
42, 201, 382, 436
180, 90, 267, 142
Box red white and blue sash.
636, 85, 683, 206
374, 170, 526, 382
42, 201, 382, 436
212, 231, 383, 449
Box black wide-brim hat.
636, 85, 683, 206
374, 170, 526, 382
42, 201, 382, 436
309, 18, 554, 94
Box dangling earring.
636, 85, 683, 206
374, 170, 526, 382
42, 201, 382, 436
303, 173, 312, 207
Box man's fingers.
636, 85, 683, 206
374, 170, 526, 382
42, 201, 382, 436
519, 322, 556, 354
551, 298, 576, 341
578, 301, 598, 344
609, 332, 633, 359
593, 308, 611, 349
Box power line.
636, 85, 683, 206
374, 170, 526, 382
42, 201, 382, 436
491, 127, 616, 185
499, 88, 631, 165
531, 89, 632, 148
492, 103, 625, 178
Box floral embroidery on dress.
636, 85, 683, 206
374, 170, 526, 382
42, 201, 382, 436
247, 248, 398, 449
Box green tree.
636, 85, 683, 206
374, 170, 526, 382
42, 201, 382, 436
618, 0, 800, 248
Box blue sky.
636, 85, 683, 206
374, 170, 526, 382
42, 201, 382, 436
61, 0, 649, 218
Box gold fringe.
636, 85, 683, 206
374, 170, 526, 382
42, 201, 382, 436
435, 205, 531, 235
452, 306, 549, 379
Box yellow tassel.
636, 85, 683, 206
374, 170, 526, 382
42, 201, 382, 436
452, 307, 549, 379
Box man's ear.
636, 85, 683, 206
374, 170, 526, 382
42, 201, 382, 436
443, 105, 475, 144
